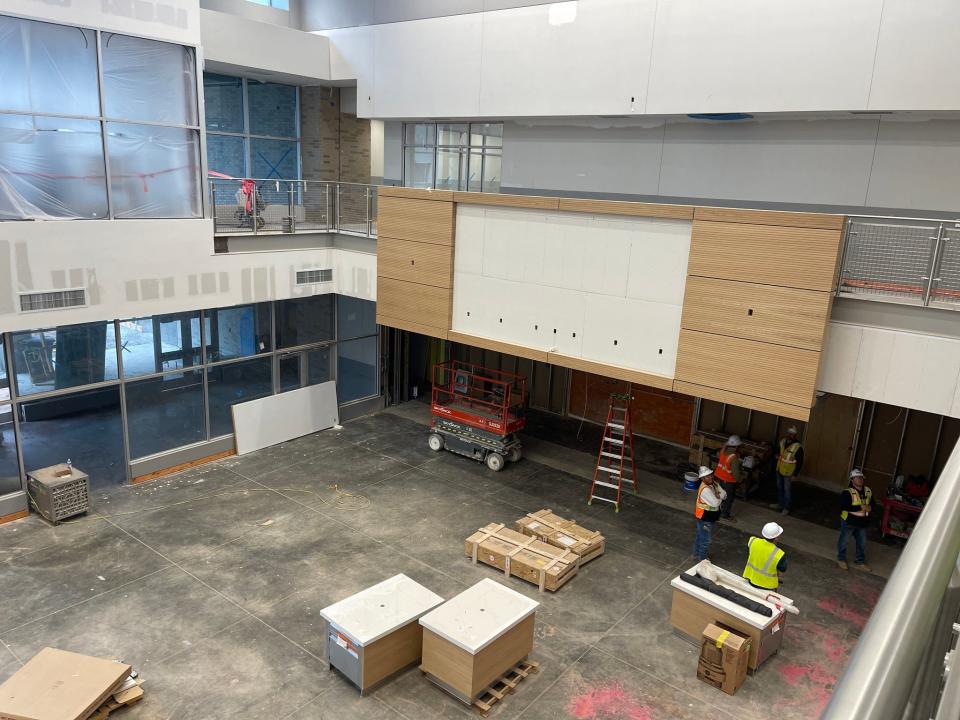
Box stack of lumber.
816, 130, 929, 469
515, 509, 605, 563
0, 648, 143, 720
465, 523, 580, 592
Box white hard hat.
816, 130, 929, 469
762, 522, 784, 540
726, 435, 742, 447
850, 468, 865, 479
787, 426, 799, 435
698, 466, 714, 479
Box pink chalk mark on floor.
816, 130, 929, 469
816, 596, 870, 629
567, 682, 654, 720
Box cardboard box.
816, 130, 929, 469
515, 510, 605, 564
465, 523, 579, 592
697, 624, 750, 695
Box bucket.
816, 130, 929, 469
683, 472, 699, 493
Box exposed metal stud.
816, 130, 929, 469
892, 408, 910, 479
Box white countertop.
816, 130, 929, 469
419, 578, 539, 655
320, 574, 444, 647
671, 567, 781, 630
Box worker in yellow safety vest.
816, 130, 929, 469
742, 522, 787, 590
715, 435, 742, 522
692, 466, 726, 561
770, 426, 803, 516
837, 469, 873, 572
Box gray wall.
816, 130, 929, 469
301, 0, 557, 30
201, 0, 301, 28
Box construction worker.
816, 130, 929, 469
742, 522, 787, 590
715, 435, 742, 522
771, 426, 803, 516
693, 466, 726, 561
838, 469, 873, 572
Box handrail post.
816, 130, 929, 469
252, 181, 258, 236
336, 183, 342, 233
287, 180, 296, 233
365, 185, 372, 237
210, 181, 217, 234
923, 222, 946, 306
325, 183, 331, 232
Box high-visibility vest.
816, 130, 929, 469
695, 482, 720, 519
715, 451, 736, 484
742, 536, 785, 590
777, 439, 802, 477
841, 486, 873, 521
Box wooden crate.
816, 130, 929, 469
515, 510, 604, 564
465, 524, 579, 592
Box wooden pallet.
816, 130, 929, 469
473, 660, 540, 716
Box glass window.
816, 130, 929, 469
18, 386, 125, 488
251, 138, 298, 180
403, 122, 502, 192
470, 123, 503, 148
119, 313, 202, 378
337, 337, 378, 403
102, 34, 198, 125
278, 353, 301, 392
0, 338, 20, 496
338, 296, 377, 340
438, 123, 468, 146
435, 149, 463, 191
203, 73, 244, 133
247, 82, 297, 138
306, 347, 331, 386
404, 123, 435, 146
12, 322, 118, 396
206, 357, 273, 437
125, 370, 205, 459
106, 123, 201, 218
276, 295, 335, 349
207, 304, 272, 363
0, 17, 99, 117
483, 152, 502, 193
404, 147, 435, 189
206, 134, 246, 180
0, 114, 108, 220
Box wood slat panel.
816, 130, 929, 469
694, 206, 845, 230
688, 221, 842, 291
672, 381, 811, 422
558, 198, 694, 220
378, 196, 455, 245
376, 314, 448, 340
447, 331, 549, 363
376, 277, 451, 330
378, 186, 454, 201
378, 237, 454, 288
547, 353, 675, 390
453, 192, 560, 210
680, 277, 833, 351
675, 329, 821, 408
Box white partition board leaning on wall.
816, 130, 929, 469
232, 381, 340, 455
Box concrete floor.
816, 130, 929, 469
0, 409, 885, 719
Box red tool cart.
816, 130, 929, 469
428, 360, 527, 471
879, 497, 923, 540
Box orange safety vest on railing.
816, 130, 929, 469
715, 451, 736, 484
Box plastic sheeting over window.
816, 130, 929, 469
0, 114, 108, 220
106, 123, 201, 218
101, 33, 198, 126
0, 16, 99, 117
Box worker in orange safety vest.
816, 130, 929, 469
693, 466, 726, 561
715, 435, 742, 522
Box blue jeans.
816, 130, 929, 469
837, 520, 867, 564
777, 473, 793, 511
693, 520, 715, 560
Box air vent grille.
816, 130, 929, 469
296, 268, 333, 285
19, 289, 87, 312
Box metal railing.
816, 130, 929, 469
824, 438, 960, 720
209, 179, 378, 238
838, 216, 960, 309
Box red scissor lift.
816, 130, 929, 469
428, 360, 527, 471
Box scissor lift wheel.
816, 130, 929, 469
486, 452, 505, 472
427, 433, 444, 452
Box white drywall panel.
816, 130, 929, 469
884, 334, 960, 416
541, 214, 588, 290
953, 374, 960, 419
580, 217, 632, 297
454, 206, 486, 275
481, 208, 549, 283
660, 119, 878, 206
372, 14, 482, 117
382, 122, 403, 182
865, 120, 960, 212
502, 121, 664, 195
451, 271, 488, 336
319, 26, 375, 115
850, 328, 893, 400
625, 219, 693, 306
201, 0, 295, 28
478, 0, 654, 116
4, 0, 202, 45
200, 9, 330, 81
582, 294, 680, 376
817, 323, 862, 397
646, 0, 882, 113
868, 0, 960, 111
233, 381, 339, 455
535, 285, 586, 357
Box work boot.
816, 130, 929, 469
769, 503, 782, 511
781, 509, 790, 516
853, 562, 872, 573
837, 560, 849, 570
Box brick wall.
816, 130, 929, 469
300, 86, 341, 180
339, 112, 371, 184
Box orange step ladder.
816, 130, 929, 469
587, 393, 638, 512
